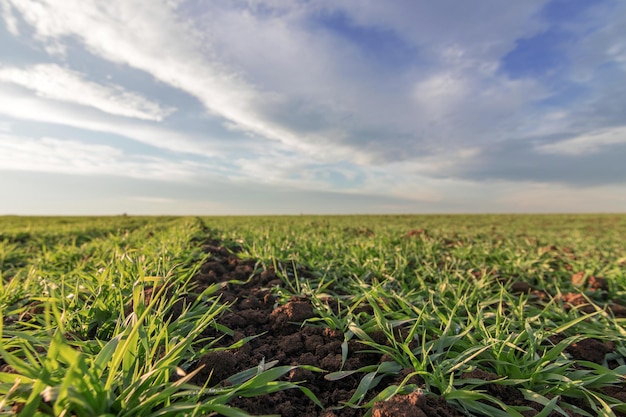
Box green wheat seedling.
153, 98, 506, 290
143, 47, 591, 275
0, 218, 318, 416
1, 214, 625, 416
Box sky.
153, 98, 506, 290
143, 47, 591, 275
1, 0, 625, 215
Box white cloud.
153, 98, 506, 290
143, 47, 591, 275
536, 126, 626, 155
3, 0, 552, 163
228, 148, 483, 203
313, 0, 550, 61
192, 1, 550, 164
3, 0, 625, 202
0, 85, 222, 156
3, 0, 303, 148
0, 1, 19, 35
414, 72, 469, 108
409, 60, 545, 151
0, 134, 208, 181
234, 0, 550, 59
568, 3, 626, 80
180, 0, 626, 173
0, 64, 174, 121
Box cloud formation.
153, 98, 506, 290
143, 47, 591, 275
0, 0, 625, 213
0, 135, 207, 181
536, 126, 626, 155
0, 64, 175, 121
0, 84, 234, 157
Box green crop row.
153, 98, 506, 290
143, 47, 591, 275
0, 214, 625, 416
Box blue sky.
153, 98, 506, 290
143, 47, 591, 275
1, 0, 625, 215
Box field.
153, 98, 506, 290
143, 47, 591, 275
1, 214, 625, 416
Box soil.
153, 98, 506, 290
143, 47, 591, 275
371, 391, 464, 417
506, 270, 626, 318
186, 241, 461, 417
184, 240, 626, 417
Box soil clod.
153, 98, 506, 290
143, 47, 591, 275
371, 391, 464, 417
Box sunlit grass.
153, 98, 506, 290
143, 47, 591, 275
1, 214, 625, 416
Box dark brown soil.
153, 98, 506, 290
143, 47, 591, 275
186, 242, 461, 417
507, 271, 626, 318
548, 334, 616, 365
371, 391, 464, 417
571, 272, 609, 292
566, 338, 615, 364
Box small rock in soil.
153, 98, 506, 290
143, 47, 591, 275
511, 281, 533, 293
567, 338, 610, 364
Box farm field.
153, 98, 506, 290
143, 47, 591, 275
0, 214, 625, 416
